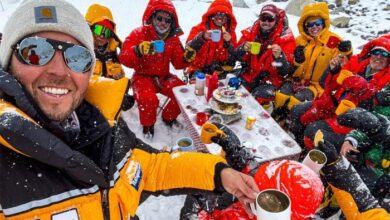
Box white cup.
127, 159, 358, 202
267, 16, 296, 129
302, 149, 327, 174
211, 29, 221, 42
172, 137, 196, 152
250, 189, 291, 220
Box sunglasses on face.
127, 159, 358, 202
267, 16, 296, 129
92, 24, 112, 39
371, 49, 389, 58
13, 36, 93, 73
260, 14, 275, 23
305, 19, 324, 28
214, 12, 227, 19
155, 15, 172, 24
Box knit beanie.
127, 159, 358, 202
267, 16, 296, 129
0, 0, 94, 70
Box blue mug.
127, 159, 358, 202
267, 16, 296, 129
173, 137, 196, 152
153, 40, 165, 53
228, 77, 242, 89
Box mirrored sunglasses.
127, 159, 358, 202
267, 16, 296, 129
371, 49, 389, 58
155, 15, 172, 24
260, 14, 275, 22
305, 19, 324, 28
13, 36, 93, 73
92, 24, 112, 39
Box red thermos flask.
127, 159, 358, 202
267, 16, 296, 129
206, 72, 219, 101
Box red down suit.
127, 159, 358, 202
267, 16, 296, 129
119, 0, 187, 126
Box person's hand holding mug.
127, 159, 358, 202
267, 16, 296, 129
243, 42, 251, 52
203, 30, 212, 41
220, 168, 259, 217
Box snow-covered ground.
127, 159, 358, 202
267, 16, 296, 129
0, 0, 389, 219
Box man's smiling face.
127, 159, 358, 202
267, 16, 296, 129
10, 31, 91, 121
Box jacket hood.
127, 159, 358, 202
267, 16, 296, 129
85, 4, 121, 41
358, 33, 390, 62
85, 4, 115, 27
201, 0, 237, 33
297, 2, 330, 40
142, 0, 183, 37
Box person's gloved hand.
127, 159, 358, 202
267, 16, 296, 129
255, 71, 270, 80
338, 40, 352, 53
136, 41, 154, 56
184, 46, 196, 62
337, 108, 380, 136
294, 46, 305, 64
314, 130, 340, 164
211, 136, 253, 171
376, 84, 390, 106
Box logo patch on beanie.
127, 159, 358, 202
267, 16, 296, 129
34, 6, 58, 23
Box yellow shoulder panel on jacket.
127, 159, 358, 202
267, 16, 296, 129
85, 75, 130, 126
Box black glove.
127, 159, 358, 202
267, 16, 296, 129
316, 137, 340, 165
294, 46, 305, 64
337, 108, 380, 135
338, 108, 390, 147
255, 71, 270, 81
184, 46, 196, 62
338, 40, 352, 53
211, 136, 253, 171
375, 85, 390, 106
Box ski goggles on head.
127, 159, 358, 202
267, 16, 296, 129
13, 36, 93, 73
371, 49, 389, 58
305, 19, 324, 28
260, 14, 276, 22
92, 24, 112, 39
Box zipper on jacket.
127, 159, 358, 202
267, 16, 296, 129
102, 189, 110, 220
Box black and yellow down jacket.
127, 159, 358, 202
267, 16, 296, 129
0, 70, 227, 220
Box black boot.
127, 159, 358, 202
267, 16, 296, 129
163, 119, 176, 127
143, 125, 154, 139
122, 94, 135, 111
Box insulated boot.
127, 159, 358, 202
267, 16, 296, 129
274, 91, 290, 109
143, 125, 154, 139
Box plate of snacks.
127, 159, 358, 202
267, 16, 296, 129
209, 98, 242, 115
213, 86, 241, 103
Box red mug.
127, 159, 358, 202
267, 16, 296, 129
196, 112, 210, 126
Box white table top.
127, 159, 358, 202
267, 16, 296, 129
173, 84, 301, 164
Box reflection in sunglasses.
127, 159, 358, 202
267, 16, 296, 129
13, 36, 93, 73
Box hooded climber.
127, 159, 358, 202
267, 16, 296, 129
234, 4, 296, 109
85, 4, 124, 80
119, 0, 196, 138
274, 2, 352, 115
184, 0, 237, 80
